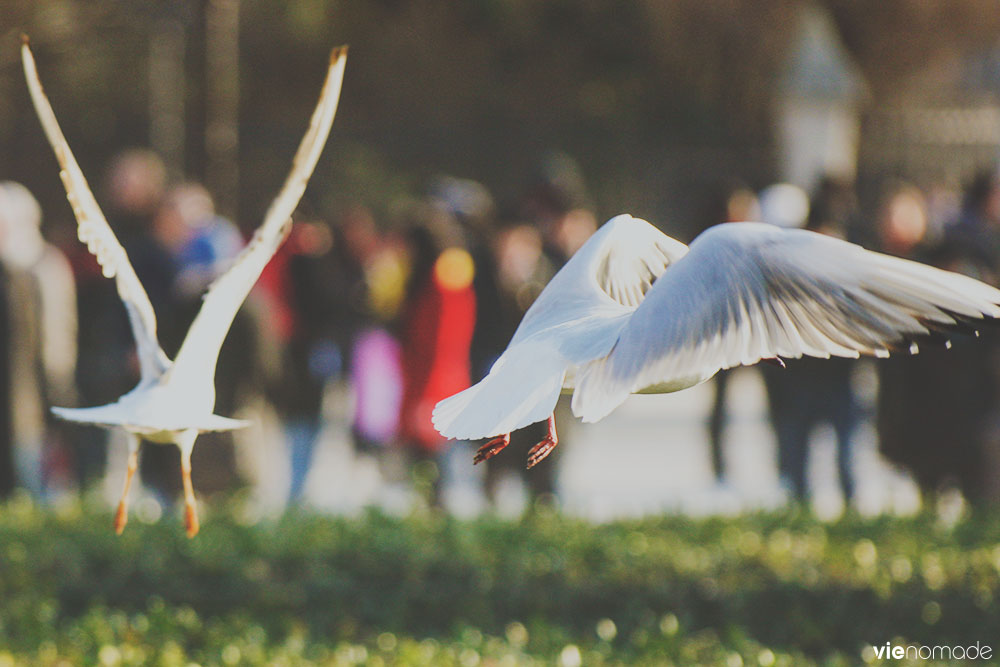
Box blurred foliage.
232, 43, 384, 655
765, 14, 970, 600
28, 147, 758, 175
825, 0, 1000, 97
0, 499, 998, 664
6, 0, 999, 241
0, 0, 790, 232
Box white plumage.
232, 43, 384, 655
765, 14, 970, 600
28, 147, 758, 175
433, 214, 1000, 467
22, 38, 348, 536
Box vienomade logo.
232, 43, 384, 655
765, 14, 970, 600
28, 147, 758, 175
871, 641, 992, 661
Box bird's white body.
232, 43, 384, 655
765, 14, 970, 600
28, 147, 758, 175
22, 39, 348, 534
434, 214, 1000, 445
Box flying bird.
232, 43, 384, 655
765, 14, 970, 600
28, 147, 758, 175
22, 37, 348, 536
432, 214, 1000, 468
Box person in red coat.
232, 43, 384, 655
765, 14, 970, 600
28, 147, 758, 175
397, 213, 476, 506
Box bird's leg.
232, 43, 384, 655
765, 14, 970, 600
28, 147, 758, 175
526, 414, 558, 469
474, 432, 511, 464
113, 433, 140, 534
178, 430, 200, 538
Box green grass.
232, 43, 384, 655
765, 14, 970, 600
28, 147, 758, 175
0, 497, 998, 665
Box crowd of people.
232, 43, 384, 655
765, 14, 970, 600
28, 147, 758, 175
708, 172, 1000, 511
1, 147, 1000, 515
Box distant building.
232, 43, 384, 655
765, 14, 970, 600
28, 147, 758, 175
858, 74, 1000, 189
775, 2, 866, 192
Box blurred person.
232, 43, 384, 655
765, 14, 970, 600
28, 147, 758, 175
337, 204, 405, 456
154, 183, 244, 299
275, 217, 341, 503
428, 177, 571, 506
494, 155, 598, 503
876, 183, 931, 257
877, 180, 999, 507
103, 150, 175, 312
757, 183, 811, 231
64, 149, 172, 494
152, 184, 252, 497
0, 182, 77, 498
754, 181, 862, 507
702, 182, 761, 485
947, 168, 1000, 274
263, 206, 388, 503
429, 176, 499, 386
923, 178, 962, 243
762, 178, 863, 507
396, 205, 477, 508
520, 152, 598, 265
479, 221, 561, 506
255, 203, 407, 503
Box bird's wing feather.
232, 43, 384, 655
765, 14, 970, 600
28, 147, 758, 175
52, 404, 249, 433
51, 405, 131, 428
572, 222, 1000, 422
22, 40, 170, 381
433, 214, 688, 439
509, 214, 689, 346
169, 46, 347, 388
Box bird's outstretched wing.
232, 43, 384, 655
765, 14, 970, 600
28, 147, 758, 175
572, 222, 1000, 422
169, 46, 347, 389
509, 214, 690, 347
433, 214, 690, 439
22, 39, 170, 381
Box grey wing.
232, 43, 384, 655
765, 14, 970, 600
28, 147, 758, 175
572, 222, 1000, 422
169, 46, 348, 388
23, 41, 170, 381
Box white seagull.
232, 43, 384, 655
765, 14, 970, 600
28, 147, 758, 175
433, 214, 1000, 467
22, 38, 348, 536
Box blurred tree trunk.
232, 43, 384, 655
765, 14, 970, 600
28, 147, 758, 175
821, 0, 1000, 99
205, 0, 240, 219
149, 18, 186, 181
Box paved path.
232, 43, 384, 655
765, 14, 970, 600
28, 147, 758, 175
224, 364, 924, 521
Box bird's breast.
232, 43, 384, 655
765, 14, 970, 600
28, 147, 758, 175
138, 428, 183, 444
633, 374, 708, 395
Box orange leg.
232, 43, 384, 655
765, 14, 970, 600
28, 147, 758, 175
113, 434, 140, 534
526, 414, 558, 469
179, 431, 199, 538
474, 432, 510, 464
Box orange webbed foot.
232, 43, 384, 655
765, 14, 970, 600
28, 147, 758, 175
474, 433, 511, 464
525, 414, 559, 469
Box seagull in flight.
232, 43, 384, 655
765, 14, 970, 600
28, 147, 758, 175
433, 214, 1000, 468
22, 38, 348, 536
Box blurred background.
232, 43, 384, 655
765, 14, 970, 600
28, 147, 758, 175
6, 2, 1000, 664
4, 0, 1000, 521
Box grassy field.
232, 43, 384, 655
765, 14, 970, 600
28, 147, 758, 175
0, 498, 998, 665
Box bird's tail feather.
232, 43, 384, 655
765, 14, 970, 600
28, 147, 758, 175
432, 342, 566, 440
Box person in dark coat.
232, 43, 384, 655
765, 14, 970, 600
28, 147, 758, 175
877, 179, 1000, 507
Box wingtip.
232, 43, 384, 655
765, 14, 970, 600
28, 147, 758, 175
330, 44, 349, 63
